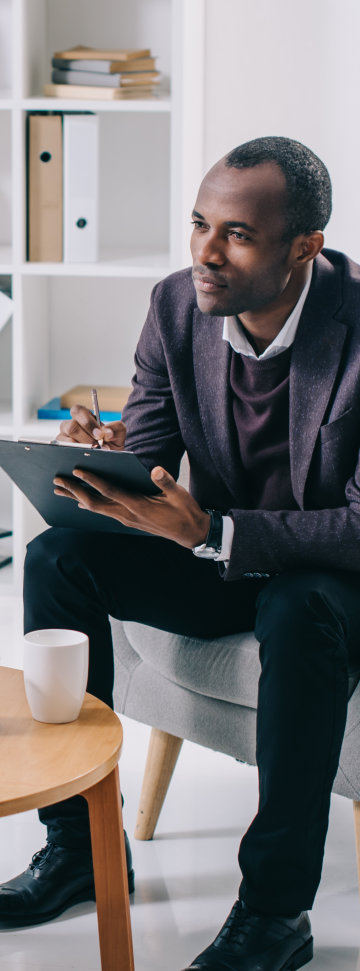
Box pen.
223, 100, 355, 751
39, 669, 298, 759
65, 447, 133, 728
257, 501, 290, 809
91, 388, 104, 448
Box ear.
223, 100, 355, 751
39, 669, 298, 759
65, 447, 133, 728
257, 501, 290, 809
291, 230, 324, 265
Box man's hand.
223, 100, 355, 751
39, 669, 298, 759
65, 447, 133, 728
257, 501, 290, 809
57, 404, 126, 451
53, 465, 211, 550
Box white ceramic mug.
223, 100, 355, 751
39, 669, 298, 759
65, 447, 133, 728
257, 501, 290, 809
23, 629, 89, 723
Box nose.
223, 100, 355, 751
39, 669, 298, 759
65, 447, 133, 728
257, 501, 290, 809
194, 230, 225, 266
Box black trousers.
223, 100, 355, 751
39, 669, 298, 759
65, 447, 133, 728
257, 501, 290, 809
23, 527, 360, 916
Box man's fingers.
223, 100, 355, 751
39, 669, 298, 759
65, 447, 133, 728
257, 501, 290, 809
151, 466, 175, 489
70, 470, 156, 522
57, 409, 126, 449
54, 484, 77, 499
54, 475, 133, 521
71, 469, 134, 505
54, 473, 122, 504
58, 406, 98, 444
70, 404, 99, 434
53, 464, 206, 548
96, 420, 127, 450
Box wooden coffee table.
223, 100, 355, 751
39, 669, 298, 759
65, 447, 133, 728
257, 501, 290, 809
0, 666, 134, 971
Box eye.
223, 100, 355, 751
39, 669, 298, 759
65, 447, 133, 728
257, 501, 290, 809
229, 230, 250, 241
190, 220, 206, 230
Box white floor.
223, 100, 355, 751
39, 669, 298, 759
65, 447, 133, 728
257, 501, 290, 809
0, 596, 359, 970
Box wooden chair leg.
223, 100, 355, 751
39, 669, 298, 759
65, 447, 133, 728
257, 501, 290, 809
135, 728, 183, 840
354, 800, 360, 897
83, 765, 134, 971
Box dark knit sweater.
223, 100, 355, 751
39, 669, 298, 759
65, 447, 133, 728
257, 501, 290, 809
230, 345, 298, 510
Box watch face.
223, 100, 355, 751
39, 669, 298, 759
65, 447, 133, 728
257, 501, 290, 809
193, 545, 218, 559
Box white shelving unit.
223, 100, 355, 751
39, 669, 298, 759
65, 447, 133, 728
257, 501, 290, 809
0, 0, 205, 595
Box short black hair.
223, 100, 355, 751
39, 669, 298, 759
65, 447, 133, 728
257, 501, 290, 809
225, 136, 332, 241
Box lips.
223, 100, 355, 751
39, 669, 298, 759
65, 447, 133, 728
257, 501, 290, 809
193, 274, 227, 292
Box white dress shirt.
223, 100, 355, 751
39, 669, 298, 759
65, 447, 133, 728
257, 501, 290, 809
214, 268, 313, 562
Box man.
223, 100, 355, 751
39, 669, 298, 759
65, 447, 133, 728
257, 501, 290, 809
1, 135, 360, 970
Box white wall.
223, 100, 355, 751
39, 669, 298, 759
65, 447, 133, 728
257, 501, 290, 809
201, 0, 360, 262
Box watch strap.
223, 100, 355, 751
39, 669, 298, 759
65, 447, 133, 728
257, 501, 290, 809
204, 508, 223, 553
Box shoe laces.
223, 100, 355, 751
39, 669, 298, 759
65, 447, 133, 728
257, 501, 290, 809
216, 900, 258, 947
29, 843, 54, 871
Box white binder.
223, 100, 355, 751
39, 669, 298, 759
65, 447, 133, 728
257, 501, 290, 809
63, 114, 99, 263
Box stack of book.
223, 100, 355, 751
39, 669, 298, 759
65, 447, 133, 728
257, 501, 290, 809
38, 385, 131, 421
44, 45, 161, 101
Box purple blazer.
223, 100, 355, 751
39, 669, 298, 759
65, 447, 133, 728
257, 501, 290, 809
122, 248, 360, 580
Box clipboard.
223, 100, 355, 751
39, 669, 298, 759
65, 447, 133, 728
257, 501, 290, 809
0, 439, 161, 534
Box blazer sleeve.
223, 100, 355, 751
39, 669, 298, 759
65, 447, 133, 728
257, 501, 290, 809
223, 464, 360, 580
121, 280, 185, 478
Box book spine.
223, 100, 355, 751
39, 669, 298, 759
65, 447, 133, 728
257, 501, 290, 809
44, 83, 122, 99
51, 68, 160, 87
43, 83, 156, 99
53, 48, 151, 60
52, 57, 114, 74
52, 68, 121, 87
52, 57, 157, 73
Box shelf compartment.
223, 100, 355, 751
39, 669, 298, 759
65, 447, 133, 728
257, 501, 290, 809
0, 468, 13, 583
21, 274, 162, 425
101, 112, 171, 259
0, 410, 13, 432
0, 561, 14, 594
0, 275, 13, 426
0, 470, 12, 530
24, 110, 171, 269
0, 244, 13, 270
0, 113, 12, 257
22, 0, 171, 99
0, 3, 12, 98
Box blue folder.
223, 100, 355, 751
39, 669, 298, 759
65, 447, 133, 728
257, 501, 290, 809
37, 397, 122, 421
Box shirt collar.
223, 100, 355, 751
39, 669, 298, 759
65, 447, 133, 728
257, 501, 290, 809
223, 265, 313, 360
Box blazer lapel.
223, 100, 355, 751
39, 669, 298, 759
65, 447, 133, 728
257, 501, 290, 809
192, 308, 245, 499
192, 254, 348, 510
290, 255, 348, 508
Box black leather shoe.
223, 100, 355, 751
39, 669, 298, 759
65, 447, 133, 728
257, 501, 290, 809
181, 899, 313, 970
0, 832, 135, 928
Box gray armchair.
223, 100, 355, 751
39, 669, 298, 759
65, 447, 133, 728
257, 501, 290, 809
112, 617, 360, 893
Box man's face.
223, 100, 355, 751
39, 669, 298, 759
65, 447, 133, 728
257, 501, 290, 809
191, 160, 295, 316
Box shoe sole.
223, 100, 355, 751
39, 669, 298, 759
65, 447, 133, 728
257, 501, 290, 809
0, 871, 135, 929
284, 936, 314, 970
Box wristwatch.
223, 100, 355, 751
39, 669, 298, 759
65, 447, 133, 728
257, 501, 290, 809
192, 509, 223, 559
